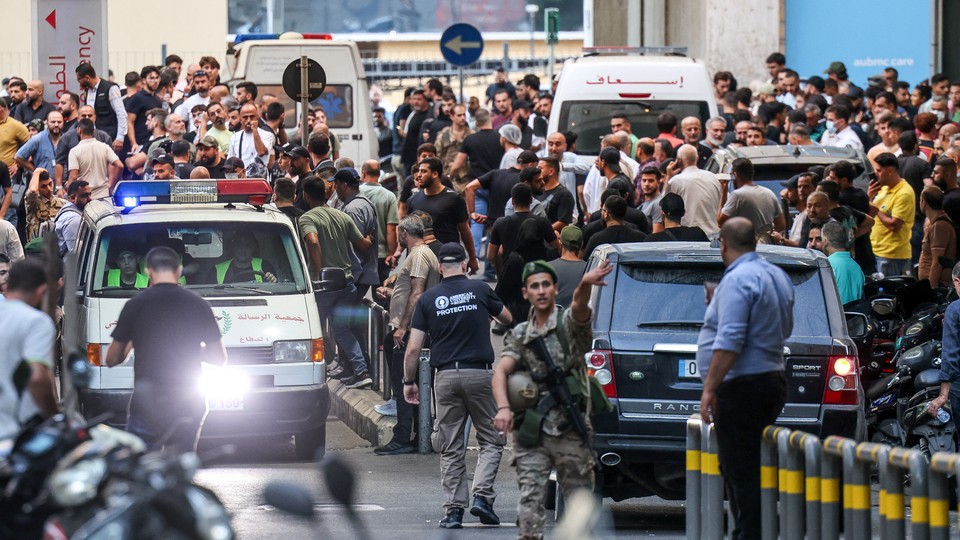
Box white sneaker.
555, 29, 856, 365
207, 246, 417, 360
374, 399, 397, 416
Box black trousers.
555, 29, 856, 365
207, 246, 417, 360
714, 371, 786, 540
388, 330, 417, 443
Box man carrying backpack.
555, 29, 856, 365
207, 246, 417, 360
24, 168, 65, 243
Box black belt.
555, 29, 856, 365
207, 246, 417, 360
435, 361, 491, 372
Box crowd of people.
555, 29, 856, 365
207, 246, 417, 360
4, 49, 960, 539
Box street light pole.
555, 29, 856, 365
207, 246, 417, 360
525, 4, 539, 63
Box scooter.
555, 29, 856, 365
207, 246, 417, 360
864, 340, 942, 446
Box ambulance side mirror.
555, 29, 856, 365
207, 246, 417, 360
314, 267, 346, 292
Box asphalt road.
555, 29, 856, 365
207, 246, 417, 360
196, 418, 687, 539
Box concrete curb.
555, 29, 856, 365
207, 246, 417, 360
327, 379, 396, 447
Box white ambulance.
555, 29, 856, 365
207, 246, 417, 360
224, 32, 378, 161
548, 51, 720, 159
69, 179, 329, 459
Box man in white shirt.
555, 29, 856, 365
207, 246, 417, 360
227, 103, 275, 174
820, 104, 864, 152
665, 144, 723, 239
67, 119, 123, 199
581, 134, 640, 215
0, 259, 58, 439
174, 70, 211, 129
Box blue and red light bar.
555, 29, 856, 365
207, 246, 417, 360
233, 33, 332, 44
113, 180, 273, 209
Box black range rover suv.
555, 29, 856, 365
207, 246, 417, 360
583, 242, 864, 501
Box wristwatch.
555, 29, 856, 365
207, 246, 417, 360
403, 380, 416, 386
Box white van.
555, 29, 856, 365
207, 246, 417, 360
69, 180, 329, 459
548, 53, 720, 158
225, 33, 378, 162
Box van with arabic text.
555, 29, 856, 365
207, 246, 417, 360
548, 53, 719, 160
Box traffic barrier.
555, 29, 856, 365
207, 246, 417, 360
687, 415, 960, 540
417, 349, 432, 454
684, 414, 723, 540
929, 453, 960, 540
360, 298, 388, 395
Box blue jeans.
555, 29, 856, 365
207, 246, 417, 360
876, 257, 909, 278
316, 283, 368, 374
471, 190, 495, 279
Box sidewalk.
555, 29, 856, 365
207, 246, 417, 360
327, 379, 397, 447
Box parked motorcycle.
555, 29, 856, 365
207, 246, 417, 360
864, 340, 942, 446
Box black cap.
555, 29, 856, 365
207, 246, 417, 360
513, 99, 532, 111
223, 156, 245, 170
332, 167, 361, 185
659, 192, 686, 219
437, 242, 467, 263
151, 153, 174, 167
284, 144, 311, 160
846, 85, 864, 99
804, 75, 825, 92
600, 147, 622, 173
780, 173, 801, 189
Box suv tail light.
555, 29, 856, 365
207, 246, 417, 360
823, 355, 859, 405
586, 350, 617, 399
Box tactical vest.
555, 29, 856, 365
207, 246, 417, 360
215, 258, 263, 284
107, 269, 148, 289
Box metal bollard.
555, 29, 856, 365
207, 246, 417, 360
928, 452, 960, 540
417, 349, 432, 454
776, 427, 800, 540
854, 442, 892, 540
787, 431, 823, 540
888, 447, 929, 540
685, 414, 703, 540
821, 436, 856, 540
760, 426, 785, 540
363, 300, 382, 390
700, 422, 723, 540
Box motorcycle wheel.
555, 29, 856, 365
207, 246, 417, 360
294, 424, 327, 461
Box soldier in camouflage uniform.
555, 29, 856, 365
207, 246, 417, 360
24, 168, 65, 242
493, 258, 613, 540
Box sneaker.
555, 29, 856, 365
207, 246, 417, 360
344, 371, 372, 389
327, 367, 350, 380
373, 439, 415, 455
470, 496, 500, 525
374, 399, 397, 416
438, 508, 464, 529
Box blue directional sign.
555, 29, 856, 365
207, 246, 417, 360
440, 23, 484, 67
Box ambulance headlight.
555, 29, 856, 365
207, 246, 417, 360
274, 340, 310, 363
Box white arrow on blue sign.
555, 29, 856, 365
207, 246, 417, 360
440, 23, 484, 67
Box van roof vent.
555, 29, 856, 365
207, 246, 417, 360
582, 46, 688, 57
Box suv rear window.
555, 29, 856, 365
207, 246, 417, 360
611, 263, 829, 336
557, 100, 710, 155
90, 222, 308, 297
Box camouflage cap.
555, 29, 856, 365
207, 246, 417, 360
521, 259, 557, 285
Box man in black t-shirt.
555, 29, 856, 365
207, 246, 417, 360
644, 193, 710, 243
450, 109, 504, 181
105, 247, 225, 451
405, 157, 478, 273
583, 195, 646, 258
488, 182, 559, 275
536, 156, 575, 232
124, 66, 162, 152
400, 89, 431, 176
401, 243, 513, 528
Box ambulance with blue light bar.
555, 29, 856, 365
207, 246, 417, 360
225, 32, 377, 161
70, 179, 329, 459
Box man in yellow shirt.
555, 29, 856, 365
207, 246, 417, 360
869, 152, 916, 277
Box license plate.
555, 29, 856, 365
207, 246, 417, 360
207, 398, 244, 411
678, 359, 700, 379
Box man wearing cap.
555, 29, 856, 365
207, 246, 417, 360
332, 168, 379, 298
402, 242, 513, 529
499, 124, 523, 169
195, 135, 228, 179
825, 62, 851, 94
299, 175, 374, 389
644, 192, 709, 242
492, 258, 612, 540
283, 144, 312, 184
223, 157, 246, 179
548, 226, 586, 307
151, 154, 177, 180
